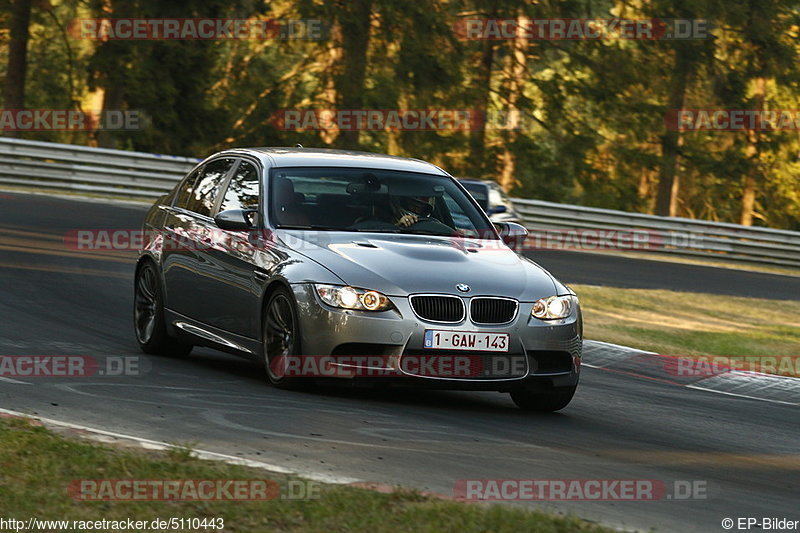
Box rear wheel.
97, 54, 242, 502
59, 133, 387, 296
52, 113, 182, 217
262, 287, 304, 390
510, 385, 577, 412
133, 262, 192, 357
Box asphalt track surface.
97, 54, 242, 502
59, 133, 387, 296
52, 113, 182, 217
1, 192, 799, 532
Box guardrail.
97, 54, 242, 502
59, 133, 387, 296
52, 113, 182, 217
0, 137, 198, 199
514, 199, 800, 268
1, 137, 798, 268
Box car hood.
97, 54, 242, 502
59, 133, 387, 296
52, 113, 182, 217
280, 231, 559, 300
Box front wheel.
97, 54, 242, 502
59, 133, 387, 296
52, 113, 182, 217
133, 262, 192, 357
262, 287, 305, 390
510, 385, 577, 412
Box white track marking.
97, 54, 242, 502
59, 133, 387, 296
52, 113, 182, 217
0, 376, 30, 385
0, 406, 361, 484
686, 385, 798, 406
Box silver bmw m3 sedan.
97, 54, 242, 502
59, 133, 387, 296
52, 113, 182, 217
134, 148, 582, 411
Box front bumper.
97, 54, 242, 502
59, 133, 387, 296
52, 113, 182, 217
291, 283, 581, 390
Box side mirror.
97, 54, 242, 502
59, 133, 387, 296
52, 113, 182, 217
488, 205, 508, 215
215, 209, 256, 231
494, 221, 528, 250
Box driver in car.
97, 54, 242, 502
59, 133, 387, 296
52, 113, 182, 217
348, 187, 455, 235
391, 195, 436, 227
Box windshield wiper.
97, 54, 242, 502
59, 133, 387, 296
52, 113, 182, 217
276, 225, 346, 231
351, 228, 402, 233
401, 229, 453, 236
352, 227, 453, 236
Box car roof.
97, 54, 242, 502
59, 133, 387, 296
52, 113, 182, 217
215, 147, 450, 176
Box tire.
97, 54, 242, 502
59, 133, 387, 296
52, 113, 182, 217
262, 286, 305, 390
133, 261, 192, 357
510, 385, 577, 412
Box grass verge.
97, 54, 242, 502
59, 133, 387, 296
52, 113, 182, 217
0, 417, 615, 533
574, 284, 800, 376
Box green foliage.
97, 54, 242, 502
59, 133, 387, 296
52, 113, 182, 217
3, 0, 799, 229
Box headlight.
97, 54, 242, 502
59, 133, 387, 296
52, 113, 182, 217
531, 295, 576, 320
315, 284, 392, 311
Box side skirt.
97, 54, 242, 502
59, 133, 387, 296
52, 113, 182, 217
165, 309, 262, 360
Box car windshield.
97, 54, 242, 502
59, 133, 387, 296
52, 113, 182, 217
460, 182, 489, 210
270, 167, 496, 238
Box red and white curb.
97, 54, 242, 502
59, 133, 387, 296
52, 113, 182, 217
582, 340, 800, 406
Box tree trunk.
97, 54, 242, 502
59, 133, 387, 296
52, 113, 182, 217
96, 83, 126, 149
334, 0, 373, 150
497, 12, 528, 191
90, 0, 133, 148
467, 40, 495, 176
655, 44, 692, 217
3, 0, 33, 138
739, 76, 766, 226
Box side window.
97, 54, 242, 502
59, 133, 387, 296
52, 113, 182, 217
219, 160, 260, 212
185, 158, 235, 217
444, 196, 479, 237
173, 168, 202, 209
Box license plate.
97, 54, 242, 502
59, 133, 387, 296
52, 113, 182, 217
423, 330, 509, 352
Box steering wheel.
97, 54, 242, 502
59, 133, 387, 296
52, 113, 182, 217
405, 216, 455, 235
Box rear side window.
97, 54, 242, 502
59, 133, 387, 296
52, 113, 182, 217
173, 168, 202, 209
219, 160, 260, 212
184, 158, 235, 217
